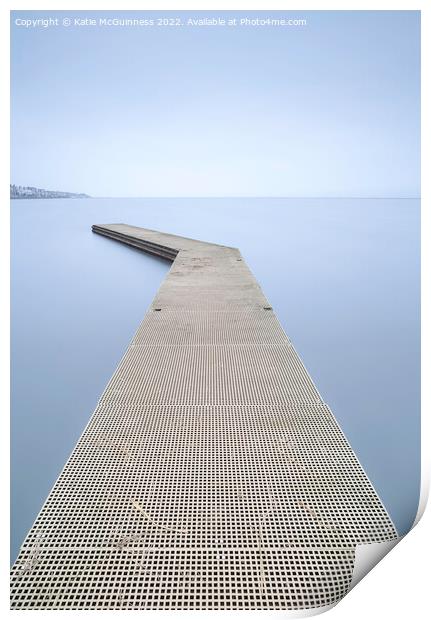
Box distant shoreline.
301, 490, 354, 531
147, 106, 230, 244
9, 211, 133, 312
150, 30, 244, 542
10, 184, 90, 199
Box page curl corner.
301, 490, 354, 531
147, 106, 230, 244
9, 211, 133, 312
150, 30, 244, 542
349, 538, 400, 592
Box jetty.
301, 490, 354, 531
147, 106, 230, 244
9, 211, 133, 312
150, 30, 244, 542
10, 224, 397, 609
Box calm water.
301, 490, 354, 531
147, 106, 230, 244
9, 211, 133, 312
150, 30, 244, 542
11, 197, 420, 561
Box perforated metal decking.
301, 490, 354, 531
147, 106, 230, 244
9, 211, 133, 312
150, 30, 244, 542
10, 224, 397, 610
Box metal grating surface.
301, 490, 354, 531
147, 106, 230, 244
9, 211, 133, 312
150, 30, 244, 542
10, 224, 398, 610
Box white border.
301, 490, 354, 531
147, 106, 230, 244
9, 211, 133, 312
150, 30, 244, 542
3, 1, 429, 617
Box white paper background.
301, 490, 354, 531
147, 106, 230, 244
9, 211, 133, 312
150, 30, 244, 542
3, 0, 429, 617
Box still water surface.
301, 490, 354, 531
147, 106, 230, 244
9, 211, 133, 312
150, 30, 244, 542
11, 197, 420, 561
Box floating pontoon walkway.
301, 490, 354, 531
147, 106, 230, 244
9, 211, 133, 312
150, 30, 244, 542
10, 224, 397, 610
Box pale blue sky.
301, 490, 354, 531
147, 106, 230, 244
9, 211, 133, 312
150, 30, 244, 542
11, 10, 420, 196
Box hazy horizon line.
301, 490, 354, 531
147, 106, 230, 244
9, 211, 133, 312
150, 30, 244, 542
10, 193, 421, 200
